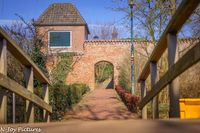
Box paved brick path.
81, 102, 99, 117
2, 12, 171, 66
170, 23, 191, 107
62, 88, 138, 121
6, 85, 200, 133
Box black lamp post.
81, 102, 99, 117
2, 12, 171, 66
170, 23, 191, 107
129, 0, 135, 95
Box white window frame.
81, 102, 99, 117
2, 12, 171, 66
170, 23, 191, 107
48, 31, 72, 48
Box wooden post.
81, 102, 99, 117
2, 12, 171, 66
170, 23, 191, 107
24, 66, 34, 123
0, 38, 7, 124
12, 93, 15, 123
141, 80, 147, 119
150, 61, 159, 119
167, 33, 180, 118
43, 84, 50, 122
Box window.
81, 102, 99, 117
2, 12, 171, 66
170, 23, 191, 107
49, 31, 72, 48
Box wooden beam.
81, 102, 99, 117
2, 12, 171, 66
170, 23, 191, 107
43, 84, 50, 122
139, 42, 200, 109
150, 62, 159, 119
141, 80, 147, 119
0, 39, 7, 74
137, 0, 200, 82
0, 38, 7, 124
0, 73, 52, 113
0, 27, 50, 84
12, 93, 15, 123
167, 33, 180, 118
24, 67, 34, 123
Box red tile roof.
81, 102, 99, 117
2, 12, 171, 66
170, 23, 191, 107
34, 3, 89, 33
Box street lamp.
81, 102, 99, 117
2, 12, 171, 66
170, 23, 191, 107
129, 0, 135, 95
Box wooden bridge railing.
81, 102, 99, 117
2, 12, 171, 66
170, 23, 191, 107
0, 27, 52, 124
138, 0, 200, 119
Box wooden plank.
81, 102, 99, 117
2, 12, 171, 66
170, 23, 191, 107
139, 42, 200, 109
0, 39, 7, 74
141, 80, 147, 119
0, 38, 7, 123
43, 84, 50, 122
167, 33, 180, 118
150, 62, 159, 119
0, 73, 52, 113
24, 67, 34, 123
137, 0, 200, 82
0, 27, 50, 84
12, 93, 15, 123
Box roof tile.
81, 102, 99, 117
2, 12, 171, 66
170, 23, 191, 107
35, 3, 87, 26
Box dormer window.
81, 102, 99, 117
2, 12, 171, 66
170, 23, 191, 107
48, 31, 72, 48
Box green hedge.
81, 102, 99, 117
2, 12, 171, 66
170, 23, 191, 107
49, 83, 90, 120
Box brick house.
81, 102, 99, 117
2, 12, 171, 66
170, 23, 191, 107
35, 3, 90, 54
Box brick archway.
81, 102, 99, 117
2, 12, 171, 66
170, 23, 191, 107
66, 40, 131, 90
94, 60, 114, 89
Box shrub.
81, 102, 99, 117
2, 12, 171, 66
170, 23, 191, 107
69, 83, 90, 102
115, 85, 139, 112
118, 55, 132, 92
49, 82, 90, 120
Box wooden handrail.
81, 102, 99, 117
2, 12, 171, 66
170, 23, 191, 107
138, 0, 200, 119
0, 27, 51, 123
0, 27, 50, 84
139, 42, 200, 109
137, 0, 200, 82
0, 74, 52, 113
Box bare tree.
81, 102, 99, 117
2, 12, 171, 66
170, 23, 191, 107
89, 23, 119, 40
112, 0, 200, 106
190, 6, 200, 37
112, 26, 118, 39
111, 0, 181, 41
111, 0, 181, 106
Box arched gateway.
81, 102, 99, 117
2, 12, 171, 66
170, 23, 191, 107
66, 40, 131, 90
94, 61, 114, 89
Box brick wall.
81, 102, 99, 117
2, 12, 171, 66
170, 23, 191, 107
43, 37, 200, 95
66, 40, 131, 90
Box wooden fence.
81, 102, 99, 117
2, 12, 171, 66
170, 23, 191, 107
0, 27, 52, 124
138, 0, 200, 119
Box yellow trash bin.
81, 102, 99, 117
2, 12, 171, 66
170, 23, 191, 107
180, 98, 200, 119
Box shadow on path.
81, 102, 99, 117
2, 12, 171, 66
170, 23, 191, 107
62, 87, 138, 121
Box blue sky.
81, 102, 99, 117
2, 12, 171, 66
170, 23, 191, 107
0, 0, 125, 21
0, 0, 193, 39
0, 0, 127, 26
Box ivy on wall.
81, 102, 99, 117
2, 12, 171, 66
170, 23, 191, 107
51, 52, 75, 84
31, 41, 48, 76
